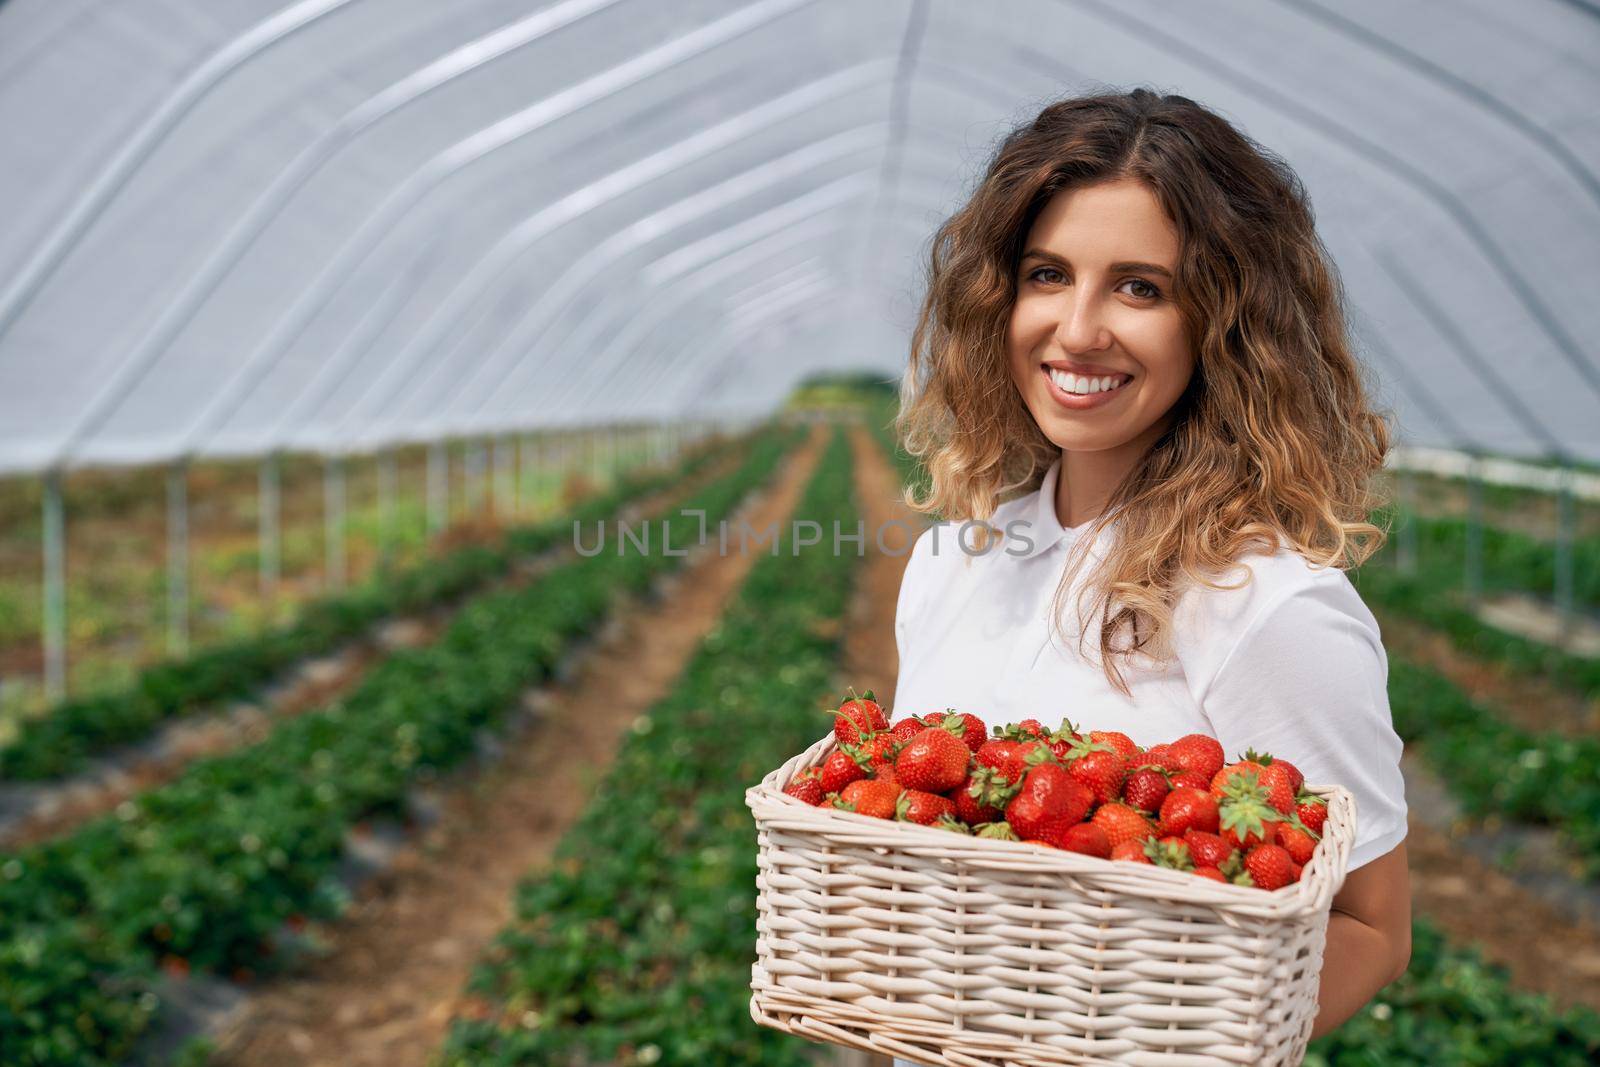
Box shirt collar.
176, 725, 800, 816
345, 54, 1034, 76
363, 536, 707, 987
1011, 456, 1112, 560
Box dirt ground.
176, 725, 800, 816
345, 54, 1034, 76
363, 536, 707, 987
208, 425, 827, 1067
1404, 815, 1600, 1011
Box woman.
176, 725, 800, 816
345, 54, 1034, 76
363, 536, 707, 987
889, 88, 1410, 1060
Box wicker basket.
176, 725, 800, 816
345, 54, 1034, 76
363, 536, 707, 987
746, 729, 1356, 1066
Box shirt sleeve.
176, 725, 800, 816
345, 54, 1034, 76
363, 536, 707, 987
1194, 569, 1409, 872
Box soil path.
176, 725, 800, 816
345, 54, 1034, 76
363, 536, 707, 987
209, 425, 827, 1067
1372, 605, 1599, 736
1404, 814, 1600, 1011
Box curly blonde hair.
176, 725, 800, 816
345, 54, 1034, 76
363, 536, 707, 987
895, 87, 1393, 697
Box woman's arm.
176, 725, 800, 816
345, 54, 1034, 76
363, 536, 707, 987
1308, 839, 1411, 1041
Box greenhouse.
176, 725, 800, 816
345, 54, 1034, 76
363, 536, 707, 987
0, 1, 1597, 1065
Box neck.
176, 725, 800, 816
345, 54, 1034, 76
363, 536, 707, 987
1055, 417, 1169, 528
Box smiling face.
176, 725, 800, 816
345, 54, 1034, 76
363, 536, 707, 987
1006, 178, 1196, 457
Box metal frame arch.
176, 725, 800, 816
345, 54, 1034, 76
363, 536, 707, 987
1057, 0, 1600, 400
321, 54, 1025, 449
506, 208, 936, 435
483, 155, 958, 433
312, 69, 902, 447
169, 0, 816, 461
53, 0, 815, 467
1272, 0, 1600, 214
45, 0, 637, 468
0, 0, 360, 340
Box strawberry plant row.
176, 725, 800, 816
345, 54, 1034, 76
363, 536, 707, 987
0, 424, 803, 1067
1354, 561, 1600, 702
1385, 654, 1600, 878
1372, 503, 1600, 611
434, 425, 861, 1067
1303, 917, 1600, 1064
0, 436, 740, 782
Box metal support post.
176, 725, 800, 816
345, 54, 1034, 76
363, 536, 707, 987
1397, 469, 1417, 574
493, 435, 514, 517
167, 460, 189, 656
1465, 460, 1483, 604
518, 433, 536, 516
1556, 466, 1575, 626
41, 470, 66, 700
427, 441, 447, 535
259, 453, 280, 612
466, 439, 488, 513
379, 448, 398, 570
325, 454, 346, 590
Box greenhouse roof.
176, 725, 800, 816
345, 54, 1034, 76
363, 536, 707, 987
0, 0, 1597, 473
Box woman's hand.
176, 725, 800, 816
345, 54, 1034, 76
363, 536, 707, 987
1308, 839, 1412, 1041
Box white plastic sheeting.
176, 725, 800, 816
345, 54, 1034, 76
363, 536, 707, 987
0, 0, 1597, 473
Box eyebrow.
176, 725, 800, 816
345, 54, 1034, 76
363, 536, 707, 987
1021, 247, 1174, 279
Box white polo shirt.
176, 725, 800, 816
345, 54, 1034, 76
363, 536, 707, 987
893, 455, 1409, 874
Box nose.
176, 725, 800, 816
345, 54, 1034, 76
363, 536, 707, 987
1053, 288, 1113, 354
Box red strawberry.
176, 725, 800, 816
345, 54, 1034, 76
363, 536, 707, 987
1065, 737, 1127, 805
1158, 787, 1220, 837
1218, 791, 1283, 852
1003, 764, 1094, 847
1142, 742, 1174, 768
827, 690, 887, 746
1089, 730, 1140, 763
1210, 758, 1268, 800
1264, 752, 1304, 794
895, 726, 973, 794
975, 739, 1036, 784
1290, 861, 1304, 882
1209, 755, 1299, 812
895, 789, 957, 826
1243, 844, 1296, 890
1091, 803, 1156, 849
922, 710, 988, 752
1111, 839, 1152, 863
1059, 822, 1112, 858
783, 769, 825, 805
1147, 837, 1194, 871
1167, 734, 1225, 781
889, 716, 926, 744
949, 773, 1002, 826
1193, 866, 1227, 882
1003, 719, 1050, 742
1294, 792, 1327, 835
848, 732, 903, 778
1122, 765, 1171, 815
1236, 749, 1300, 814
1275, 819, 1319, 865
834, 778, 901, 819
1170, 770, 1210, 791
818, 749, 867, 794
1182, 829, 1236, 869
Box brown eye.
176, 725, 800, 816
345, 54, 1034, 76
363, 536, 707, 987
1029, 266, 1065, 285
1123, 278, 1161, 300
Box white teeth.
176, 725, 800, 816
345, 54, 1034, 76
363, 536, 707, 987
1048, 368, 1127, 396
